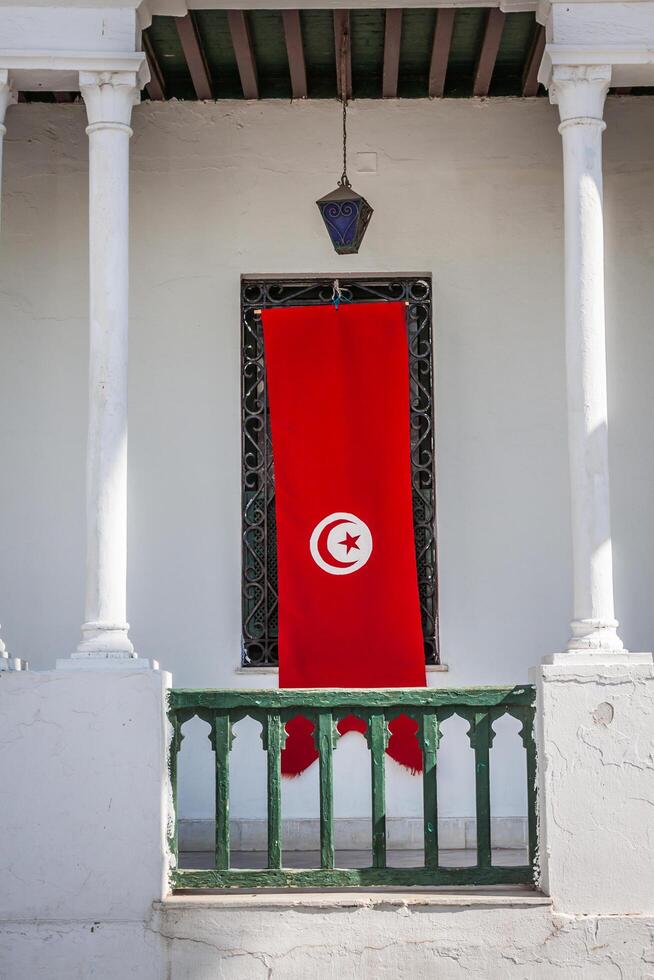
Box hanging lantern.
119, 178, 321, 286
316, 178, 373, 256
316, 33, 373, 255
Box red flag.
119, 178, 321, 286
262, 302, 426, 775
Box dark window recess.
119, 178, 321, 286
241, 275, 439, 667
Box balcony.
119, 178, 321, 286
168, 685, 536, 890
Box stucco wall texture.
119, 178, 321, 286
1, 97, 654, 825
3, 899, 654, 978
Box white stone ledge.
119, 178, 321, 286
0, 51, 146, 72
537, 662, 654, 681
539, 43, 654, 89
0, 50, 148, 95
55, 656, 160, 670
158, 887, 551, 911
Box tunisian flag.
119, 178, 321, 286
262, 302, 426, 775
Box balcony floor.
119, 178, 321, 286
179, 847, 528, 870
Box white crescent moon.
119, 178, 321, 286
309, 512, 373, 576
316, 518, 358, 569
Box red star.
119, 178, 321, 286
339, 531, 360, 554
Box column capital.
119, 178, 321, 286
79, 70, 140, 134
547, 64, 612, 127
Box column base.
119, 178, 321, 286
0, 656, 29, 671
56, 657, 159, 670
567, 618, 624, 651
74, 620, 135, 655
58, 621, 158, 669
543, 650, 653, 666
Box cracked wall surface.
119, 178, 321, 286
3, 902, 654, 979
0, 921, 166, 980
155, 903, 654, 979
535, 664, 654, 915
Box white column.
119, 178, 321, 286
548, 65, 629, 658
66, 72, 141, 664
0, 71, 17, 669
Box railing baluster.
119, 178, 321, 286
420, 709, 440, 869
317, 710, 335, 870
168, 711, 183, 865
266, 711, 283, 869
521, 706, 538, 872
213, 710, 231, 871
468, 709, 492, 870
368, 711, 388, 869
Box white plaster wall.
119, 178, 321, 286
535, 663, 654, 915
155, 897, 654, 979
1, 97, 654, 826
0, 670, 170, 922
6, 897, 654, 979
0, 668, 170, 980
1, 920, 166, 980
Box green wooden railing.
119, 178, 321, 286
168, 686, 537, 889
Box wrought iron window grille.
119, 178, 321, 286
241, 275, 439, 667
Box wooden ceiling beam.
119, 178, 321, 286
429, 8, 455, 98
521, 24, 545, 97
228, 10, 259, 100
382, 9, 403, 99
473, 8, 505, 98
282, 10, 307, 100
143, 31, 166, 101
333, 10, 352, 101
176, 12, 213, 101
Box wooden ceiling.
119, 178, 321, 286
18, 8, 641, 103
142, 8, 545, 100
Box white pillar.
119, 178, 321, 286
66, 71, 142, 665
0, 71, 17, 668
549, 65, 628, 658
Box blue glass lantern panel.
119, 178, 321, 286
316, 185, 373, 255
319, 197, 361, 249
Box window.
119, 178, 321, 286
241, 275, 439, 666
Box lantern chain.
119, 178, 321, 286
339, 26, 351, 189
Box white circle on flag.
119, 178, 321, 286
309, 512, 373, 576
